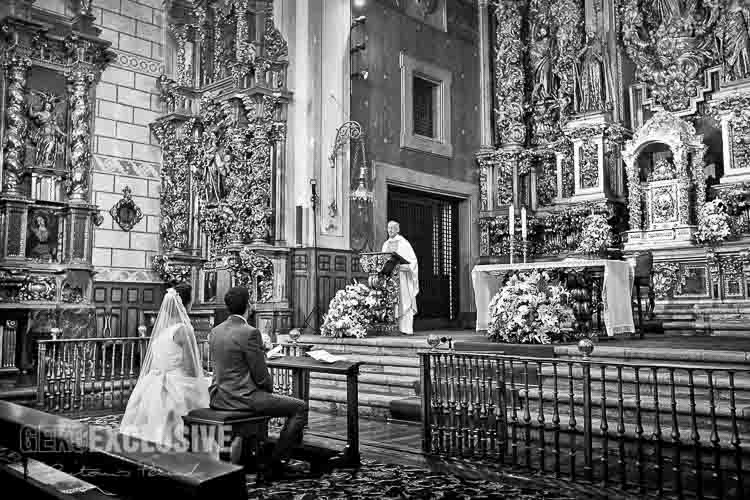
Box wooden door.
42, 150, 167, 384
387, 187, 459, 325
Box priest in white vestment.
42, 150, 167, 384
381, 221, 419, 334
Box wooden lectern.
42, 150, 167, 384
359, 252, 408, 334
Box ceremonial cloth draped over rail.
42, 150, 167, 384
471, 258, 635, 336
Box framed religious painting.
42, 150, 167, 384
26, 209, 59, 262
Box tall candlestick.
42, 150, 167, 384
521, 206, 527, 241
508, 205, 514, 236
508, 205, 514, 264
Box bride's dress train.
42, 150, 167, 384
119, 324, 209, 449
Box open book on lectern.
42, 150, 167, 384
380, 252, 409, 276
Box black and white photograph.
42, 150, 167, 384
1, 1, 749, 499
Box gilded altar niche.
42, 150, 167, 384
152, 0, 291, 333
0, 2, 114, 373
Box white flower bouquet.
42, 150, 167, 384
695, 199, 732, 246
576, 214, 612, 255
321, 282, 380, 338
487, 271, 575, 344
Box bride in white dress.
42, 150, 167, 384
119, 285, 209, 450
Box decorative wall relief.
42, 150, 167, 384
492, 0, 526, 145
231, 248, 273, 303
151, 118, 195, 252
110, 186, 144, 232
579, 140, 599, 189
652, 262, 681, 299
621, 0, 720, 112
537, 155, 557, 206
19, 276, 57, 302
152, 255, 192, 285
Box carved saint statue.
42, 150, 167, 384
576, 31, 606, 113
29, 94, 65, 167
721, 1, 750, 81
530, 21, 553, 100
203, 144, 228, 205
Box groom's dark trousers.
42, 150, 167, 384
208, 315, 307, 463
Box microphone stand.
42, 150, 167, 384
304, 179, 321, 332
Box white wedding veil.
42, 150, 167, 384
139, 287, 204, 379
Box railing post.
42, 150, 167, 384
420, 352, 432, 454
36, 341, 47, 409
578, 338, 594, 482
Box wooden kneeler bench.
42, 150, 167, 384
182, 409, 269, 466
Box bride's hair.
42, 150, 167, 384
174, 282, 192, 308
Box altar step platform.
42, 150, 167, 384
277, 332, 475, 421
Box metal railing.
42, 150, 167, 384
420, 349, 750, 499
36, 337, 149, 414
36, 337, 313, 417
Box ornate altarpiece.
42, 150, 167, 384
151, 0, 291, 335
478, 0, 750, 333
0, 1, 113, 373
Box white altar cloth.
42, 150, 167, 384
471, 258, 635, 336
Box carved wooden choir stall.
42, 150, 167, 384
0, 2, 113, 374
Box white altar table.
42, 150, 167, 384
471, 258, 635, 336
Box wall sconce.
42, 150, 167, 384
110, 186, 144, 232
351, 70, 369, 80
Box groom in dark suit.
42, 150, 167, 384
209, 287, 307, 479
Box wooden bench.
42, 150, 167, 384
0, 401, 247, 500
182, 409, 269, 466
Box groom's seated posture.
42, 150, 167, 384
209, 287, 308, 480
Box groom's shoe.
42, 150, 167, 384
257, 460, 306, 483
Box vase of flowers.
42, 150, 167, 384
576, 214, 612, 257
487, 270, 576, 344
695, 199, 732, 247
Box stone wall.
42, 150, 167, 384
34, 0, 166, 283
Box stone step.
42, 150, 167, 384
309, 376, 416, 398
510, 403, 750, 451
554, 345, 750, 367
307, 386, 394, 420
517, 389, 750, 424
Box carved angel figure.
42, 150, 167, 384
29, 94, 65, 167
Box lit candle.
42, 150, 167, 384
508, 204, 514, 237
521, 206, 527, 241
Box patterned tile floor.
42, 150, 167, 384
75, 412, 637, 499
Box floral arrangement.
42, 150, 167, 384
321, 282, 380, 338
152, 255, 191, 285
576, 214, 612, 255
695, 199, 732, 247
487, 270, 575, 344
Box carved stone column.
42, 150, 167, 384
169, 24, 190, 87
493, 0, 526, 147
1, 53, 32, 196
65, 63, 96, 203
477, 0, 493, 148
